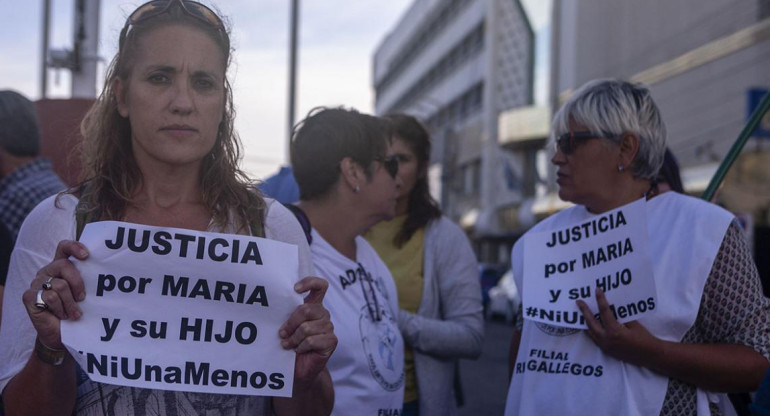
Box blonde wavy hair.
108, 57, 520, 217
72, 3, 263, 232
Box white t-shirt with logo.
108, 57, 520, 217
309, 228, 405, 416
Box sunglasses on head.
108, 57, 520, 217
554, 131, 615, 155
119, 0, 228, 51
379, 155, 399, 179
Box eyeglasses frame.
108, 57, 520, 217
119, 0, 228, 53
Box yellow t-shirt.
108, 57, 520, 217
365, 215, 424, 404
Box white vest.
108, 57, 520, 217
505, 193, 733, 416
310, 229, 405, 416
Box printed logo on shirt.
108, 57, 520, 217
535, 322, 580, 337
359, 303, 405, 392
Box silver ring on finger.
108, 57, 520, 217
34, 289, 48, 310
42, 276, 54, 291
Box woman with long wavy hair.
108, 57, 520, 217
364, 114, 484, 416
0, 1, 336, 415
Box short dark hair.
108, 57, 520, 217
385, 113, 441, 247
291, 107, 392, 201
0, 90, 41, 157
657, 148, 684, 193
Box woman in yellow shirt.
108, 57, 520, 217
365, 114, 484, 416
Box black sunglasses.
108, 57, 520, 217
119, 0, 228, 51
378, 155, 399, 179
555, 131, 613, 155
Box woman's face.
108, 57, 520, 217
551, 120, 621, 211
359, 145, 402, 222
390, 136, 420, 204
115, 24, 226, 170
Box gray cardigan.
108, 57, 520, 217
397, 217, 484, 416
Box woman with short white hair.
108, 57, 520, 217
505, 79, 770, 415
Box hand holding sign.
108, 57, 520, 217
22, 240, 89, 350
62, 221, 304, 397
279, 276, 338, 383
577, 287, 659, 367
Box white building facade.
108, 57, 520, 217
373, 0, 535, 263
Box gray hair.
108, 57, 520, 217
551, 79, 666, 179
0, 90, 41, 157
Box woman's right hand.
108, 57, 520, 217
20, 240, 89, 349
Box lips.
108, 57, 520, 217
161, 124, 197, 132
160, 124, 198, 138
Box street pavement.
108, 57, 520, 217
458, 319, 515, 416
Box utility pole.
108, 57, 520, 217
40, 0, 51, 99
42, 0, 101, 99
287, 0, 300, 157
71, 0, 100, 98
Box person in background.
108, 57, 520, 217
258, 166, 300, 204
0, 90, 66, 241
505, 79, 770, 415
364, 114, 483, 416
290, 107, 406, 416
653, 147, 684, 195
0, 1, 336, 415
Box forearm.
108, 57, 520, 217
400, 309, 483, 358
273, 367, 334, 416
643, 340, 769, 392
3, 351, 77, 416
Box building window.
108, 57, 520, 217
376, 0, 473, 94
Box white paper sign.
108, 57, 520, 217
61, 221, 300, 397
522, 199, 657, 328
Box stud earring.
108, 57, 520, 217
618, 165, 625, 172
353, 185, 360, 193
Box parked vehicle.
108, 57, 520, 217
479, 263, 506, 315
486, 269, 520, 323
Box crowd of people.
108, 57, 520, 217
0, 1, 768, 416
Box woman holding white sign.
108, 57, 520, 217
0, 1, 336, 415
505, 79, 770, 415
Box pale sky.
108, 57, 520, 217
0, 0, 549, 180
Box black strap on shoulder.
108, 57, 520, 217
284, 203, 312, 244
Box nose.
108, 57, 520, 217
551, 144, 567, 166
169, 81, 194, 115
394, 173, 403, 190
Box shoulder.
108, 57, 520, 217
425, 216, 465, 240
262, 198, 314, 278
13, 194, 76, 262
655, 192, 730, 214
17, 194, 77, 243
263, 198, 307, 245
648, 193, 734, 238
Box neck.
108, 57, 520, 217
298, 196, 377, 261
395, 196, 409, 216
125, 163, 209, 229
586, 176, 651, 214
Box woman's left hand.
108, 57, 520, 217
279, 276, 337, 384
576, 288, 659, 366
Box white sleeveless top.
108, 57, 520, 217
504, 193, 733, 416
